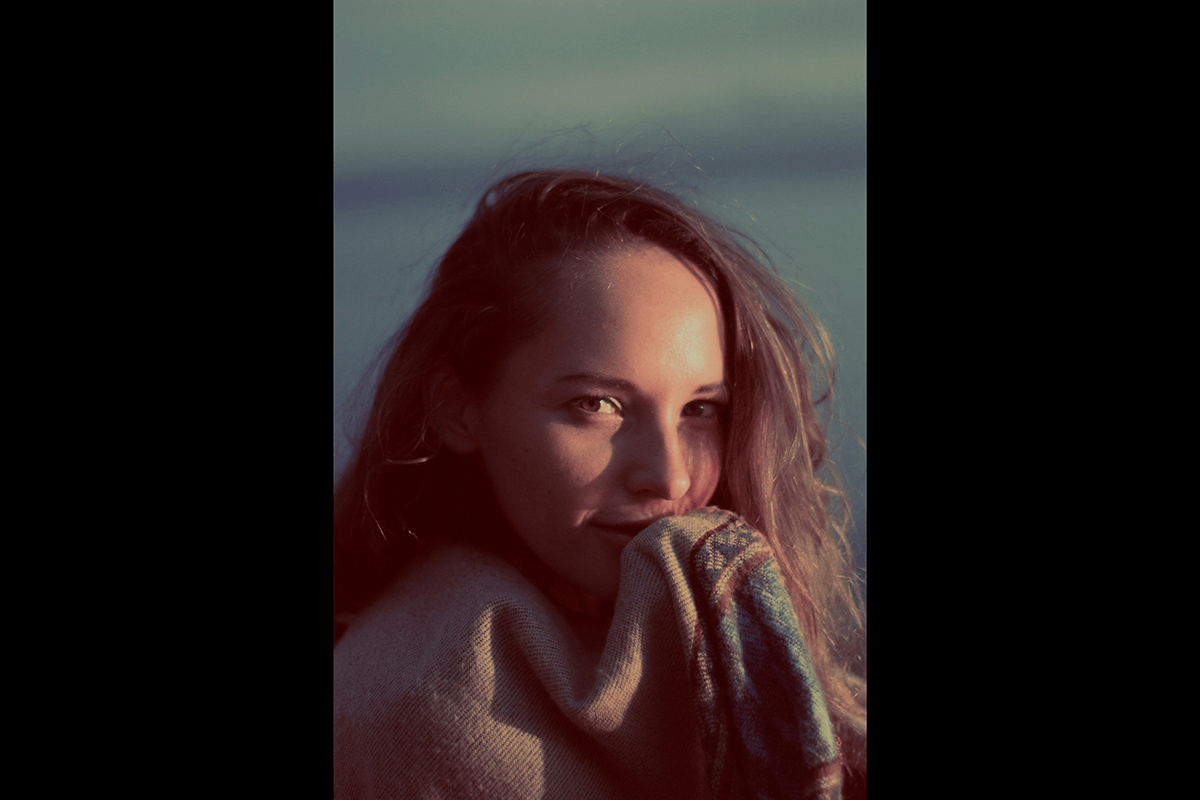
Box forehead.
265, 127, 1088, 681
505, 245, 726, 385
565, 246, 722, 332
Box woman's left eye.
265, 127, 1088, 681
683, 400, 721, 419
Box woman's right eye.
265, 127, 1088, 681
575, 396, 621, 415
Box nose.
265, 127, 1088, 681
626, 419, 692, 501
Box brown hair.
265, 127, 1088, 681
334, 169, 865, 768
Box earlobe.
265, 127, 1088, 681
432, 373, 481, 454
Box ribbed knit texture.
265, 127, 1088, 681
334, 507, 842, 799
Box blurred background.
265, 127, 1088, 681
334, 0, 866, 572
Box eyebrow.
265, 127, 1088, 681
555, 372, 727, 396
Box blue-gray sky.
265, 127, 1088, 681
335, 1, 865, 181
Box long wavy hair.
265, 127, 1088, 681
334, 169, 866, 769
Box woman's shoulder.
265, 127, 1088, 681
333, 540, 602, 713
335, 543, 537, 666
333, 542, 619, 799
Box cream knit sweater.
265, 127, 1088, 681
333, 508, 842, 800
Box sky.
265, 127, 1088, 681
335, 1, 865, 183
334, 0, 866, 560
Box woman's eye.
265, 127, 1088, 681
577, 396, 621, 415
683, 400, 721, 419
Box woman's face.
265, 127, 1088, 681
460, 246, 726, 602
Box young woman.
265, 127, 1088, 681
334, 170, 866, 799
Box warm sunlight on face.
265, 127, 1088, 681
463, 246, 727, 601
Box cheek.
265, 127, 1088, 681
542, 426, 613, 496
497, 425, 612, 515
686, 431, 724, 502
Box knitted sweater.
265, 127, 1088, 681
333, 507, 844, 799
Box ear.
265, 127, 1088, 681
431, 372, 482, 454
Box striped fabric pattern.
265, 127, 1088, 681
640, 509, 843, 800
